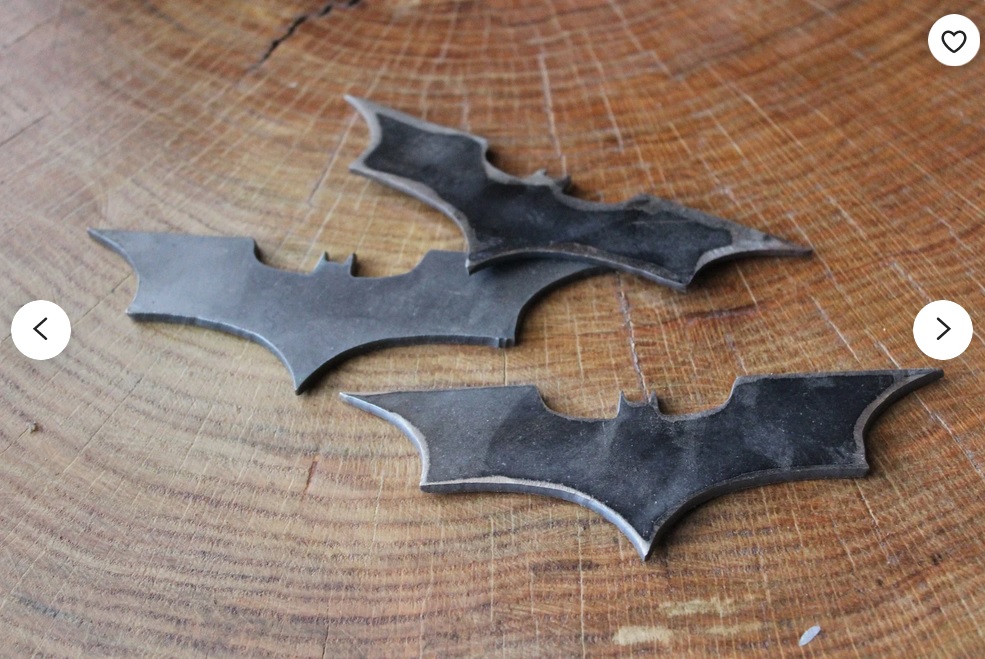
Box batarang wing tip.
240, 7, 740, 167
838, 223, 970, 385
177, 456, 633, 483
87, 227, 115, 244
339, 391, 378, 413
773, 236, 813, 256
291, 372, 312, 396
900, 368, 944, 387
906, 367, 944, 378
344, 95, 379, 116
87, 228, 131, 257
744, 232, 812, 257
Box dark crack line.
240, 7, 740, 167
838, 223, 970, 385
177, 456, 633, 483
250, 1, 359, 72
141, 0, 190, 34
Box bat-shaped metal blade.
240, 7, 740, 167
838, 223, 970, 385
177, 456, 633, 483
90, 229, 596, 393
347, 96, 810, 290
342, 369, 941, 559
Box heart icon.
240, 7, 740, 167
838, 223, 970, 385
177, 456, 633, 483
942, 30, 967, 53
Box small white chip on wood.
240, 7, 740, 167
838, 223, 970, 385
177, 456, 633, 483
799, 624, 821, 646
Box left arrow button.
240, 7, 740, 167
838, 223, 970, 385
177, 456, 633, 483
11, 301, 71, 360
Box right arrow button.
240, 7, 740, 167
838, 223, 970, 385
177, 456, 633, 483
914, 300, 972, 360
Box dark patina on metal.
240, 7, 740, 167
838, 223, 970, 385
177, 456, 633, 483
347, 96, 810, 290
90, 229, 596, 393
343, 369, 942, 559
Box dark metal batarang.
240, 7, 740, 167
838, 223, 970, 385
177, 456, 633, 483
344, 369, 942, 558
90, 229, 597, 393
348, 96, 810, 290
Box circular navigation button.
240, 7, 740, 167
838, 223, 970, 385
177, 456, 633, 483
913, 300, 972, 360
929, 15, 980, 66
11, 300, 71, 360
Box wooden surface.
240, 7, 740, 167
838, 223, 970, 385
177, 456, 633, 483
1, 0, 983, 655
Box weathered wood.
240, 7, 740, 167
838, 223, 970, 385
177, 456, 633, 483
1, 0, 983, 655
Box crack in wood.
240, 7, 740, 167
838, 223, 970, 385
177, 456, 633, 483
249, 1, 360, 72
302, 455, 320, 498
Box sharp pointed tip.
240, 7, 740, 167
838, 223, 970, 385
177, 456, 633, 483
290, 370, 309, 395
632, 535, 654, 561
758, 233, 812, 256
901, 368, 945, 384
88, 228, 112, 248
88, 228, 129, 252
339, 391, 373, 410
688, 228, 810, 287
345, 95, 379, 117
723, 223, 812, 258
340, 392, 409, 428
88, 227, 115, 241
